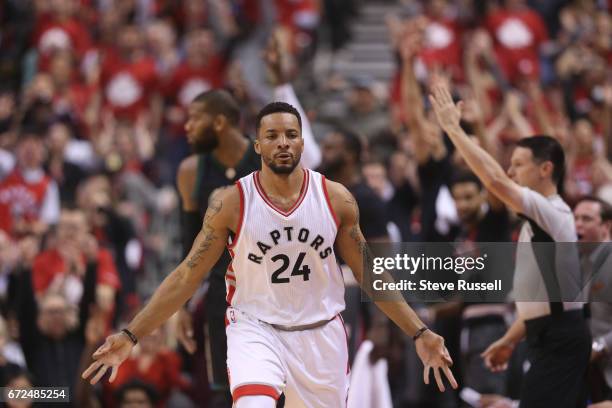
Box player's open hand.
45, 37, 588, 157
429, 82, 463, 134
481, 337, 515, 372
415, 330, 458, 392
81, 332, 134, 384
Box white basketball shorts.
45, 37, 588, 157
225, 307, 350, 407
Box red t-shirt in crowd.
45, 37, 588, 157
32, 14, 92, 69
100, 51, 159, 120
274, 0, 319, 30
420, 17, 463, 79
162, 57, 225, 135
163, 58, 225, 108
104, 350, 189, 408
32, 248, 121, 294
274, 0, 319, 53
0, 170, 52, 236
485, 8, 548, 82
52, 82, 97, 134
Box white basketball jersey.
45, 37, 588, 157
226, 169, 346, 326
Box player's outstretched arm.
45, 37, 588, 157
328, 180, 458, 392
428, 81, 525, 214
82, 186, 239, 384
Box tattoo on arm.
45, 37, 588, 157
344, 195, 360, 224
208, 186, 231, 205
186, 198, 222, 269
345, 195, 363, 247
345, 193, 373, 276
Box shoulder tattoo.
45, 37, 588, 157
344, 192, 360, 223
208, 186, 232, 205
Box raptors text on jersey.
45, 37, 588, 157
226, 169, 346, 326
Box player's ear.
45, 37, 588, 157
213, 115, 227, 132
254, 136, 261, 155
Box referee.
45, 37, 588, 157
429, 82, 590, 408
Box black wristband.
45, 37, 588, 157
413, 327, 429, 342
121, 328, 138, 345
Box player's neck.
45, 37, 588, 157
259, 166, 305, 198
213, 129, 249, 168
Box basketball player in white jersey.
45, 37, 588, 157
82, 102, 457, 407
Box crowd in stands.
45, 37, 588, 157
0, 0, 610, 407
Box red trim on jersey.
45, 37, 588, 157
338, 314, 351, 374
227, 249, 235, 273
232, 384, 280, 401
226, 283, 236, 304
226, 247, 236, 303
225, 315, 229, 327
227, 181, 245, 250
253, 169, 309, 217
322, 176, 340, 228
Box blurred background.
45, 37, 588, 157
0, 0, 610, 407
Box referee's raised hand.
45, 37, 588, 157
428, 80, 464, 135
81, 332, 134, 384
415, 330, 458, 392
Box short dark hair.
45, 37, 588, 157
575, 196, 612, 222
450, 171, 483, 190
255, 101, 302, 133
516, 135, 565, 189
335, 127, 363, 163
115, 379, 159, 405
192, 89, 241, 126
